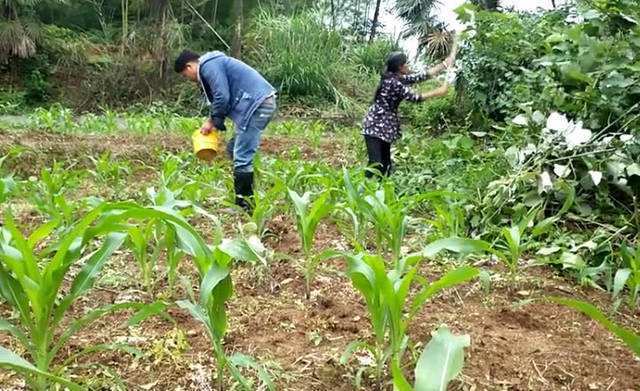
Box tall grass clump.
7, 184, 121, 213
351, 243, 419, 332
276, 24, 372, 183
245, 10, 374, 106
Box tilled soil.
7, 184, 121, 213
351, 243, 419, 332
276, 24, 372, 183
0, 132, 639, 391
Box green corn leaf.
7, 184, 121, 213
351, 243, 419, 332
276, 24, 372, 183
411, 266, 479, 319
414, 326, 470, 391
0, 318, 29, 350
219, 236, 268, 267
613, 269, 631, 300
0, 347, 82, 391
550, 297, 640, 357
229, 352, 275, 391
0, 265, 32, 329
423, 237, 493, 258
176, 300, 213, 339
54, 232, 127, 325
27, 219, 60, 249
128, 301, 167, 326
392, 358, 414, 391
199, 264, 230, 307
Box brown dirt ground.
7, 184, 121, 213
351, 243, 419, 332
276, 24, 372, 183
0, 131, 347, 176
0, 132, 639, 391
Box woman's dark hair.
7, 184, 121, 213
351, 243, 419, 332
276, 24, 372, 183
373, 51, 408, 101
174, 50, 201, 73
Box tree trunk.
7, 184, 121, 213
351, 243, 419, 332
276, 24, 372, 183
369, 0, 382, 43
551, 0, 557, 8
330, 0, 336, 30
231, 0, 243, 59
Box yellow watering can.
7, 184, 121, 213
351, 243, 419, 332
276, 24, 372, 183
192, 129, 222, 161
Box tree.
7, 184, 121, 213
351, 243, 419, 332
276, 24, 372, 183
395, 0, 446, 58
231, 0, 243, 58
369, 0, 383, 42
0, 0, 42, 62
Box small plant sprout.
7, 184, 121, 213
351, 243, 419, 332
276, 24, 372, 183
287, 188, 334, 299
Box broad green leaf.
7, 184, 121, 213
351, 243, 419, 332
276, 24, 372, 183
411, 266, 479, 319
128, 301, 167, 326
414, 326, 470, 391
199, 264, 230, 307
0, 318, 29, 349
176, 300, 213, 339
391, 358, 414, 391
613, 269, 631, 299
550, 297, 640, 357
54, 232, 127, 325
423, 238, 493, 258
229, 352, 275, 391
0, 347, 82, 391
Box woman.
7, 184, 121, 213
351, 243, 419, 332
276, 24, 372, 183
362, 49, 457, 178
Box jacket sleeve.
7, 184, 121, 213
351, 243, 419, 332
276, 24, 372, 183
200, 61, 230, 130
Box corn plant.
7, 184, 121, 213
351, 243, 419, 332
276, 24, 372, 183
550, 297, 640, 358
288, 188, 334, 299
0, 155, 16, 204
251, 179, 286, 238
392, 326, 470, 391
363, 183, 408, 265
0, 204, 190, 390
88, 152, 131, 185
27, 162, 80, 226
340, 250, 478, 389
177, 246, 273, 391
339, 169, 372, 251
613, 244, 640, 310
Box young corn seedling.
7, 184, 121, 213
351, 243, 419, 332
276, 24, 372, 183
88, 152, 131, 186
288, 188, 334, 299
177, 246, 273, 391
251, 179, 286, 238
340, 250, 478, 389
0, 157, 16, 204
363, 183, 408, 266
339, 169, 372, 251
392, 326, 471, 391
613, 244, 640, 311
0, 204, 180, 390
27, 162, 79, 226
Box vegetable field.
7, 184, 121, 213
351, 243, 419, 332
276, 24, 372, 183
1, 0, 640, 390
0, 117, 638, 390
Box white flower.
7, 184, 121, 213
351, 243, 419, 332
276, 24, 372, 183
554, 164, 571, 178
564, 121, 592, 149
538, 171, 553, 194
588, 171, 603, 186
512, 114, 528, 127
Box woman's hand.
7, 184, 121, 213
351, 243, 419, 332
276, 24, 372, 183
421, 84, 450, 100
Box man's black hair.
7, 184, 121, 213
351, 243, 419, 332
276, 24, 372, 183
174, 50, 201, 73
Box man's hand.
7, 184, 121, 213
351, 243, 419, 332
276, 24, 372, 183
200, 119, 215, 135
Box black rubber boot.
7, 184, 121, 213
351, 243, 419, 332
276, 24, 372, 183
233, 171, 254, 213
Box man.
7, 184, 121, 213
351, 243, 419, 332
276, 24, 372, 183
174, 50, 277, 211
